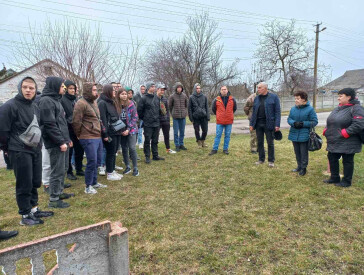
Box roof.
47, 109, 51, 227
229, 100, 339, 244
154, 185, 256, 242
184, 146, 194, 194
0, 59, 84, 84
322, 69, 364, 91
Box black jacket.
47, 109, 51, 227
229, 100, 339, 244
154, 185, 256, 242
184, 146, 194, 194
97, 93, 120, 136
133, 92, 143, 108
325, 99, 364, 154
137, 93, 160, 128
159, 95, 170, 125
0, 76, 42, 154
60, 84, 77, 137
39, 77, 71, 149
188, 90, 210, 122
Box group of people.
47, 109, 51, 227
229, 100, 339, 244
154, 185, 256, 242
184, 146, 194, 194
0, 76, 363, 241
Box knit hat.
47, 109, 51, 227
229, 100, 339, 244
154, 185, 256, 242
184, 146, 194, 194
145, 81, 155, 93
338, 88, 356, 100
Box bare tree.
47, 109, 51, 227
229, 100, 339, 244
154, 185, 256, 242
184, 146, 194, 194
144, 13, 240, 100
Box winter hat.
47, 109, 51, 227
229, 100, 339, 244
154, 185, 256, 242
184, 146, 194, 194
338, 88, 356, 100
145, 81, 155, 93
156, 83, 167, 89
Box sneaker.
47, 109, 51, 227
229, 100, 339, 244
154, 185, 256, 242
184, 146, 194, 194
299, 168, 307, 176
85, 186, 98, 194
0, 230, 18, 240
107, 173, 122, 181
113, 170, 123, 178
123, 167, 132, 174
20, 213, 44, 226
139, 144, 144, 149
251, 150, 258, 154
48, 200, 70, 208
291, 168, 301, 172
133, 168, 139, 176
223, 150, 229, 155
43, 185, 50, 194
180, 145, 187, 150
175, 146, 180, 152
209, 150, 217, 155
67, 173, 77, 180
33, 208, 54, 218
255, 161, 264, 165
153, 156, 165, 161
76, 170, 85, 176
64, 183, 72, 189
59, 193, 75, 200
145, 157, 151, 164
92, 183, 108, 188
115, 165, 123, 171
99, 166, 106, 176
167, 149, 176, 154
268, 162, 275, 168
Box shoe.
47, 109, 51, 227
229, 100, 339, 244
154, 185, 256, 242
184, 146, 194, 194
92, 182, 107, 188
20, 213, 44, 226
251, 150, 258, 154
48, 200, 70, 208
123, 167, 132, 174
107, 173, 122, 181
113, 170, 123, 178
137, 156, 141, 160
268, 162, 275, 168
133, 168, 139, 176
153, 156, 165, 161
139, 144, 144, 149
99, 166, 106, 176
201, 140, 208, 148
167, 149, 176, 154
145, 157, 151, 164
255, 161, 264, 165
223, 150, 229, 155
43, 185, 50, 194
67, 173, 77, 180
59, 193, 75, 200
64, 183, 72, 189
180, 145, 187, 150
115, 165, 123, 171
335, 181, 351, 188
209, 150, 217, 155
85, 186, 98, 194
0, 230, 18, 240
175, 146, 180, 152
197, 140, 202, 147
323, 178, 340, 184
33, 208, 54, 218
291, 168, 301, 172
299, 168, 306, 176
76, 170, 85, 176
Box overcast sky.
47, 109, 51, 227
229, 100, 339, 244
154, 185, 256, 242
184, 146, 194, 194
0, 0, 363, 83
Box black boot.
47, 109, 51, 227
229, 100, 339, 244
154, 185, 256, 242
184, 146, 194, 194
299, 168, 306, 176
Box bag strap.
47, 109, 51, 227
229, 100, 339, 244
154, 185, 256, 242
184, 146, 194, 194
82, 98, 100, 120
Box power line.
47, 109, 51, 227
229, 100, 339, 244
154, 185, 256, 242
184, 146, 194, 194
319, 47, 362, 68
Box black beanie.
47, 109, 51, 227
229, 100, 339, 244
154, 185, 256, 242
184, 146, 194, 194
338, 88, 356, 100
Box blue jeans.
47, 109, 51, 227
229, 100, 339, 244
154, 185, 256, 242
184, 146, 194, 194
173, 118, 186, 147
79, 138, 103, 187
100, 148, 106, 167
213, 124, 232, 151
138, 120, 143, 145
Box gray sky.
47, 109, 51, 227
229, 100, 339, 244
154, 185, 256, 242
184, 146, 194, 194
0, 0, 363, 82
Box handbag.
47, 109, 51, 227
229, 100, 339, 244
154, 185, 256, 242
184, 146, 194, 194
110, 119, 126, 132
308, 125, 323, 151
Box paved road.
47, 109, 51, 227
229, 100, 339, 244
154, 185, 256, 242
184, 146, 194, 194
0, 112, 331, 168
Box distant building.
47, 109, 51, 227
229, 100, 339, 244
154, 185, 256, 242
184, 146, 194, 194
321, 69, 364, 93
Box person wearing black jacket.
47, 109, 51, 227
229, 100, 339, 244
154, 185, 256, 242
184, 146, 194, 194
137, 81, 164, 163
98, 84, 122, 181
188, 83, 210, 148
39, 77, 73, 208
323, 88, 364, 187
0, 76, 54, 226
60, 80, 85, 180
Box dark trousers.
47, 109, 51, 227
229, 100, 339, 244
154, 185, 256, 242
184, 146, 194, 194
67, 136, 84, 174
256, 122, 275, 162
79, 138, 103, 187
9, 150, 42, 215
121, 134, 138, 169
328, 152, 355, 184
193, 118, 208, 141
103, 135, 121, 174
160, 122, 170, 150
292, 141, 309, 169
48, 147, 69, 201
144, 126, 159, 158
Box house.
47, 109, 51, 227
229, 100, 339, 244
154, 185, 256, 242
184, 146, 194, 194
0, 59, 84, 103
321, 69, 364, 93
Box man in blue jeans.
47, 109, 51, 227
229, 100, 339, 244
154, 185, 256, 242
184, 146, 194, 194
169, 82, 188, 151
209, 86, 237, 155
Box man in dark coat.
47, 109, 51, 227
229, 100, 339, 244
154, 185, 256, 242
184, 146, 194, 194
61, 80, 85, 180
39, 77, 73, 209
0, 76, 54, 226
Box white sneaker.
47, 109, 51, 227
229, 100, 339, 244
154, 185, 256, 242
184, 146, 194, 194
167, 149, 176, 154
99, 166, 106, 176
139, 144, 143, 149
107, 173, 121, 181
115, 165, 123, 171
85, 186, 97, 194
113, 171, 123, 178
93, 183, 107, 188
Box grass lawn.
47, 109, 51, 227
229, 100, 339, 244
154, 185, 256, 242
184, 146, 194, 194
1, 127, 364, 273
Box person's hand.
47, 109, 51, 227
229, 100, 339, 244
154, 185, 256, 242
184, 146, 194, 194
122, 130, 129, 136
249, 126, 253, 132
275, 127, 280, 132
293, 122, 303, 129
60, 144, 67, 152
104, 137, 108, 141
69, 141, 73, 148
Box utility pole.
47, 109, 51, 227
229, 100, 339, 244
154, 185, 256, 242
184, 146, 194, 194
313, 23, 326, 109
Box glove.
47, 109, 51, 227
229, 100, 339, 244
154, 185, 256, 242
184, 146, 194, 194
293, 122, 303, 129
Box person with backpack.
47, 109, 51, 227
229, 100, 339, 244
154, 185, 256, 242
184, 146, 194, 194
323, 88, 364, 187
0, 77, 54, 225
188, 83, 210, 148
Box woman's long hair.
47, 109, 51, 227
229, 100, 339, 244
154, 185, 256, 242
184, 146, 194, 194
115, 87, 129, 114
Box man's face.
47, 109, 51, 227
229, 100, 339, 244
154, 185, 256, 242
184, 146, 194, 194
177, 86, 183, 93
59, 83, 66, 95
127, 91, 133, 100
220, 86, 228, 96
92, 85, 98, 98
67, 85, 76, 95
140, 86, 146, 94
21, 80, 36, 100
157, 88, 165, 97
196, 86, 201, 93
257, 84, 268, 95
148, 85, 156, 94
117, 83, 122, 90
112, 83, 117, 91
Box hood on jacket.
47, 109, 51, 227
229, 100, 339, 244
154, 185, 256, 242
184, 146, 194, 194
41, 76, 64, 99
145, 81, 155, 94
15, 76, 38, 103
219, 91, 231, 98
83, 82, 98, 102
192, 83, 202, 96
295, 101, 311, 109
99, 92, 115, 104
173, 82, 184, 94
64, 79, 77, 93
